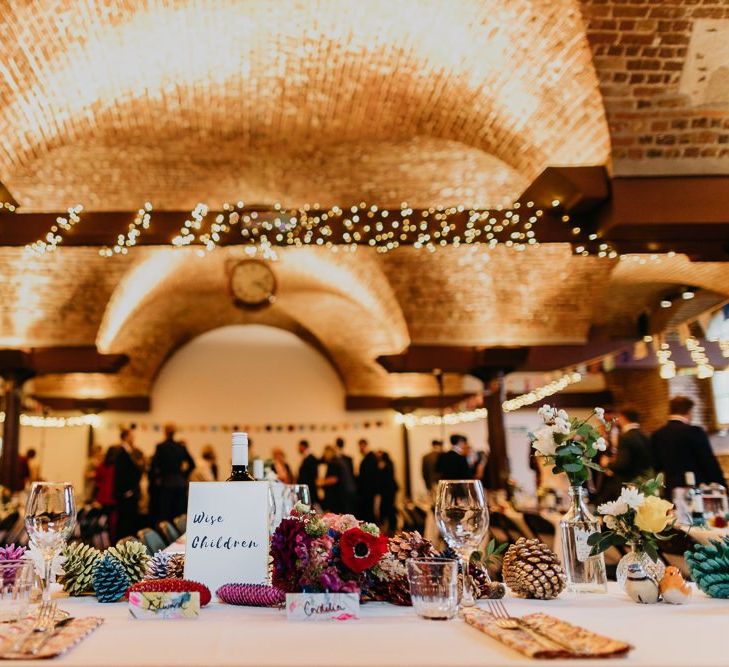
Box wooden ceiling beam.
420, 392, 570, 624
32, 395, 150, 412
345, 393, 474, 411
0, 346, 128, 376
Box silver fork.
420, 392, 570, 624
8, 601, 57, 654
486, 598, 574, 653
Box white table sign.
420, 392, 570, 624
184, 482, 271, 593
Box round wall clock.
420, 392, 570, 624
230, 260, 277, 308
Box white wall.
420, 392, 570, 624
19, 425, 88, 490
97, 325, 402, 485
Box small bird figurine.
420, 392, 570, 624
624, 563, 660, 604
659, 566, 692, 604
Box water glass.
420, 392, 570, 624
406, 558, 458, 620
434, 480, 489, 607
286, 484, 311, 509
24, 482, 76, 602
0, 560, 34, 622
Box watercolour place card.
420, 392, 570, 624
184, 481, 271, 593
129, 592, 200, 620
286, 593, 360, 621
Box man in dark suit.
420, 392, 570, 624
597, 407, 653, 503
651, 395, 725, 497
335, 437, 357, 513
297, 440, 319, 497
114, 428, 143, 539
150, 424, 195, 523
356, 438, 378, 522
436, 434, 472, 481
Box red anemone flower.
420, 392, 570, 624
339, 527, 388, 573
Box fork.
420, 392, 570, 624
486, 598, 575, 653
8, 601, 57, 655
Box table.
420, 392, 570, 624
11, 584, 728, 667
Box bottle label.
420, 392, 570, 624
232, 444, 248, 466
693, 493, 705, 514
575, 528, 594, 562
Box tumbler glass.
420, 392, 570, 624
406, 558, 458, 620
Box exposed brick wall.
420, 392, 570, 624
604, 368, 669, 433
580, 0, 729, 174
668, 374, 717, 431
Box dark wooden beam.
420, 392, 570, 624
0, 372, 32, 490
32, 395, 150, 412
484, 376, 509, 490
345, 393, 473, 411
0, 347, 128, 375
520, 166, 609, 216
377, 346, 529, 378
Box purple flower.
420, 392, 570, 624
271, 518, 310, 593
0, 544, 25, 561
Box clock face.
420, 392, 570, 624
230, 260, 277, 307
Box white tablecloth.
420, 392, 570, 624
10, 584, 728, 667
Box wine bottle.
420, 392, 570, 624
227, 432, 255, 481
685, 471, 706, 526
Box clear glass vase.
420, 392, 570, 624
559, 486, 607, 593
616, 543, 666, 589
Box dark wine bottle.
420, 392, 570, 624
227, 432, 255, 481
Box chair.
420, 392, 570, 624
173, 514, 187, 535
157, 520, 180, 545
137, 528, 167, 555
522, 512, 556, 550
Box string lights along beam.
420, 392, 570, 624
0, 412, 101, 428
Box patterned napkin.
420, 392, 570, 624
0, 617, 103, 660
463, 609, 632, 660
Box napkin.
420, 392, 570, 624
0, 617, 103, 660
463, 609, 632, 659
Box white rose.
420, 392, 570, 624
619, 487, 645, 510
532, 426, 557, 457
597, 499, 629, 516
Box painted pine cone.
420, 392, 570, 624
92, 554, 131, 603
389, 531, 437, 563
502, 537, 566, 600
107, 540, 150, 584
146, 551, 185, 580
59, 542, 101, 596
468, 562, 506, 599
685, 537, 729, 598
128, 578, 212, 606
216, 584, 285, 607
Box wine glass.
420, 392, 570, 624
435, 480, 489, 607
24, 482, 76, 602
286, 484, 311, 508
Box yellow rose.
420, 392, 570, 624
634, 495, 673, 533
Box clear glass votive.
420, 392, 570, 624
406, 558, 458, 620
0, 560, 34, 622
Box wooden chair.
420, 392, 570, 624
157, 521, 180, 545
173, 514, 187, 535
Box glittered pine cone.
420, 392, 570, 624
107, 540, 150, 584
146, 551, 185, 580
502, 537, 566, 600
92, 554, 131, 603
389, 531, 437, 563
59, 542, 101, 596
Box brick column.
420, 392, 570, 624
603, 368, 669, 434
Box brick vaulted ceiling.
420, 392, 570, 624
2, 1, 729, 402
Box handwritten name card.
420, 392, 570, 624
184, 482, 271, 593
129, 592, 200, 620
286, 593, 360, 621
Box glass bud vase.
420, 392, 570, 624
616, 543, 666, 589
559, 486, 607, 593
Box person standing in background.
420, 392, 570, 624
421, 439, 443, 493
356, 438, 378, 522
83, 444, 105, 503
26, 449, 41, 485
114, 428, 143, 539
375, 450, 398, 534
150, 424, 196, 522
335, 437, 357, 513
651, 395, 726, 497
272, 447, 293, 484
318, 444, 346, 512
437, 434, 472, 480
190, 445, 219, 482
297, 440, 319, 497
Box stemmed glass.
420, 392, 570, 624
285, 484, 311, 509
25, 482, 76, 602
435, 480, 489, 607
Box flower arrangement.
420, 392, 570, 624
271, 504, 388, 594
588, 475, 675, 561
529, 405, 610, 486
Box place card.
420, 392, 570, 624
285, 593, 360, 621
184, 482, 271, 593
129, 592, 200, 620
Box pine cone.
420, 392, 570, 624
389, 531, 437, 563
146, 551, 185, 580
92, 554, 131, 603
468, 560, 506, 599
216, 584, 285, 607
59, 542, 101, 596
107, 540, 150, 584
365, 574, 412, 606
502, 537, 565, 600
686, 537, 729, 598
